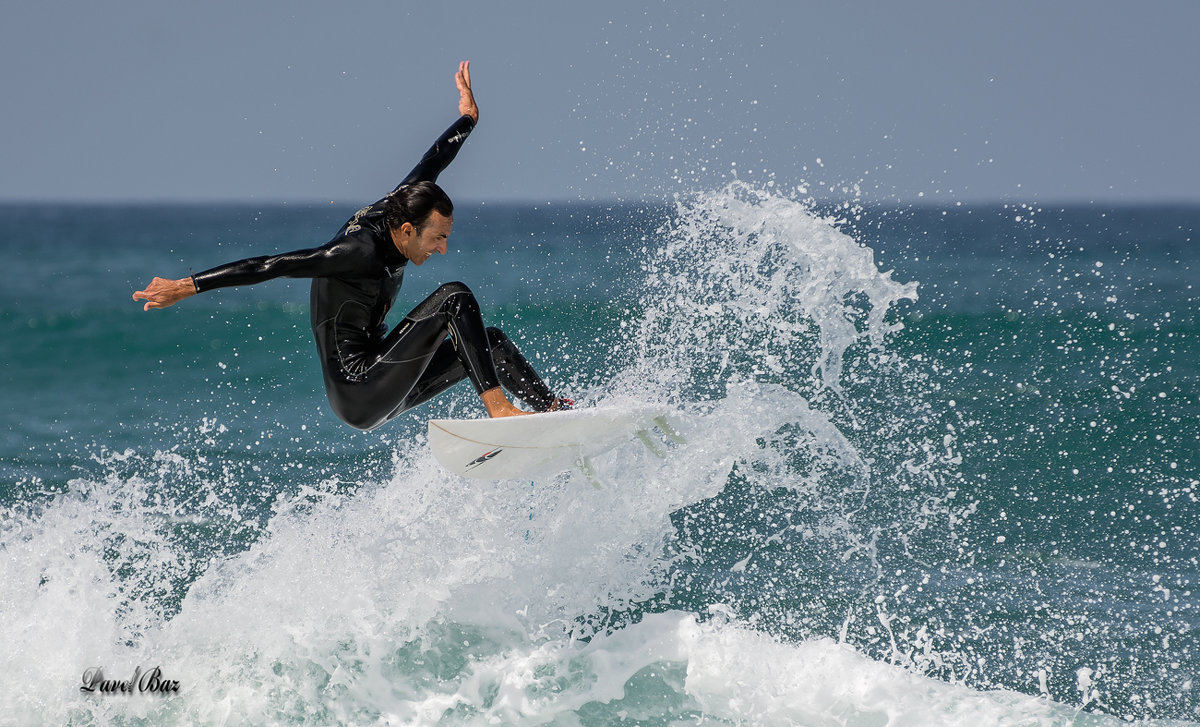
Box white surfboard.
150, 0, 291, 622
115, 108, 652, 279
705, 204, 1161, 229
428, 407, 684, 482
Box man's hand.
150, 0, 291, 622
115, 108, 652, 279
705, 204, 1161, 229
133, 276, 197, 311
456, 60, 478, 123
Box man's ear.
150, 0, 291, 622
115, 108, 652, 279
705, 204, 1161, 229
394, 222, 416, 250
391, 221, 416, 256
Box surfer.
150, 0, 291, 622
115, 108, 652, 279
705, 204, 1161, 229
133, 61, 570, 430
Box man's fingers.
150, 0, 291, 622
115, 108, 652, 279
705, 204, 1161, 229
134, 288, 161, 309
456, 60, 477, 122
457, 60, 471, 90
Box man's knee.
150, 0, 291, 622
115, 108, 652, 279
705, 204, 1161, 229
430, 281, 478, 315
434, 281, 472, 300
409, 281, 477, 320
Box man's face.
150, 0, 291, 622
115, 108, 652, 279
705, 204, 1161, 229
399, 212, 452, 265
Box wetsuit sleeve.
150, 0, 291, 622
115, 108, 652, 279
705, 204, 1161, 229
392, 114, 476, 191
191, 238, 376, 293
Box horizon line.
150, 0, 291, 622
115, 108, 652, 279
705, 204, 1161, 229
2, 195, 1199, 209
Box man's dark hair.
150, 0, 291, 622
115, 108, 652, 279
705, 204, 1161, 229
384, 181, 454, 231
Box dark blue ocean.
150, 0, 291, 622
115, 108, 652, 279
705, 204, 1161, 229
1, 186, 1196, 725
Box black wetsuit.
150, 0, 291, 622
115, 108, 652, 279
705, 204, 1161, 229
191, 115, 557, 430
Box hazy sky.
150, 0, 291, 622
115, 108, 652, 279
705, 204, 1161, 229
3, 1, 1198, 204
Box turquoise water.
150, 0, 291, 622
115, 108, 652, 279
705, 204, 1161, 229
1, 187, 1196, 724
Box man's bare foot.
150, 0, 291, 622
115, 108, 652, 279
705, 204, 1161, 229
481, 387, 531, 418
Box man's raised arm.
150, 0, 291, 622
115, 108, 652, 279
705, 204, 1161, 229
394, 60, 480, 190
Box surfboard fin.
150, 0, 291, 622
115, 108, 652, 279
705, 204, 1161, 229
635, 429, 667, 458
653, 416, 686, 444
633, 415, 686, 459
575, 456, 604, 490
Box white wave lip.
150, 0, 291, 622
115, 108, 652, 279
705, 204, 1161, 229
622, 181, 917, 399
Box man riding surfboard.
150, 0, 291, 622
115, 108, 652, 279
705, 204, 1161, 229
134, 62, 570, 430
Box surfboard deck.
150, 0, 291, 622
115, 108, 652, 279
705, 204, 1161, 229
428, 407, 683, 481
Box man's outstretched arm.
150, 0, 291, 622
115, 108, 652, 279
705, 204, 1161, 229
133, 238, 374, 311
394, 60, 480, 190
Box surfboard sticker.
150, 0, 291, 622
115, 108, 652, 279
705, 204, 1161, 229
464, 448, 504, 471
428, 407, 682, 480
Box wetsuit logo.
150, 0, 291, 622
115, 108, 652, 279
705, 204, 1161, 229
344, 204, 374, 235
465, 448, 503, 470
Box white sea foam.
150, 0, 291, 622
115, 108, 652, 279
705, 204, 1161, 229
0, 435, 1137, 725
